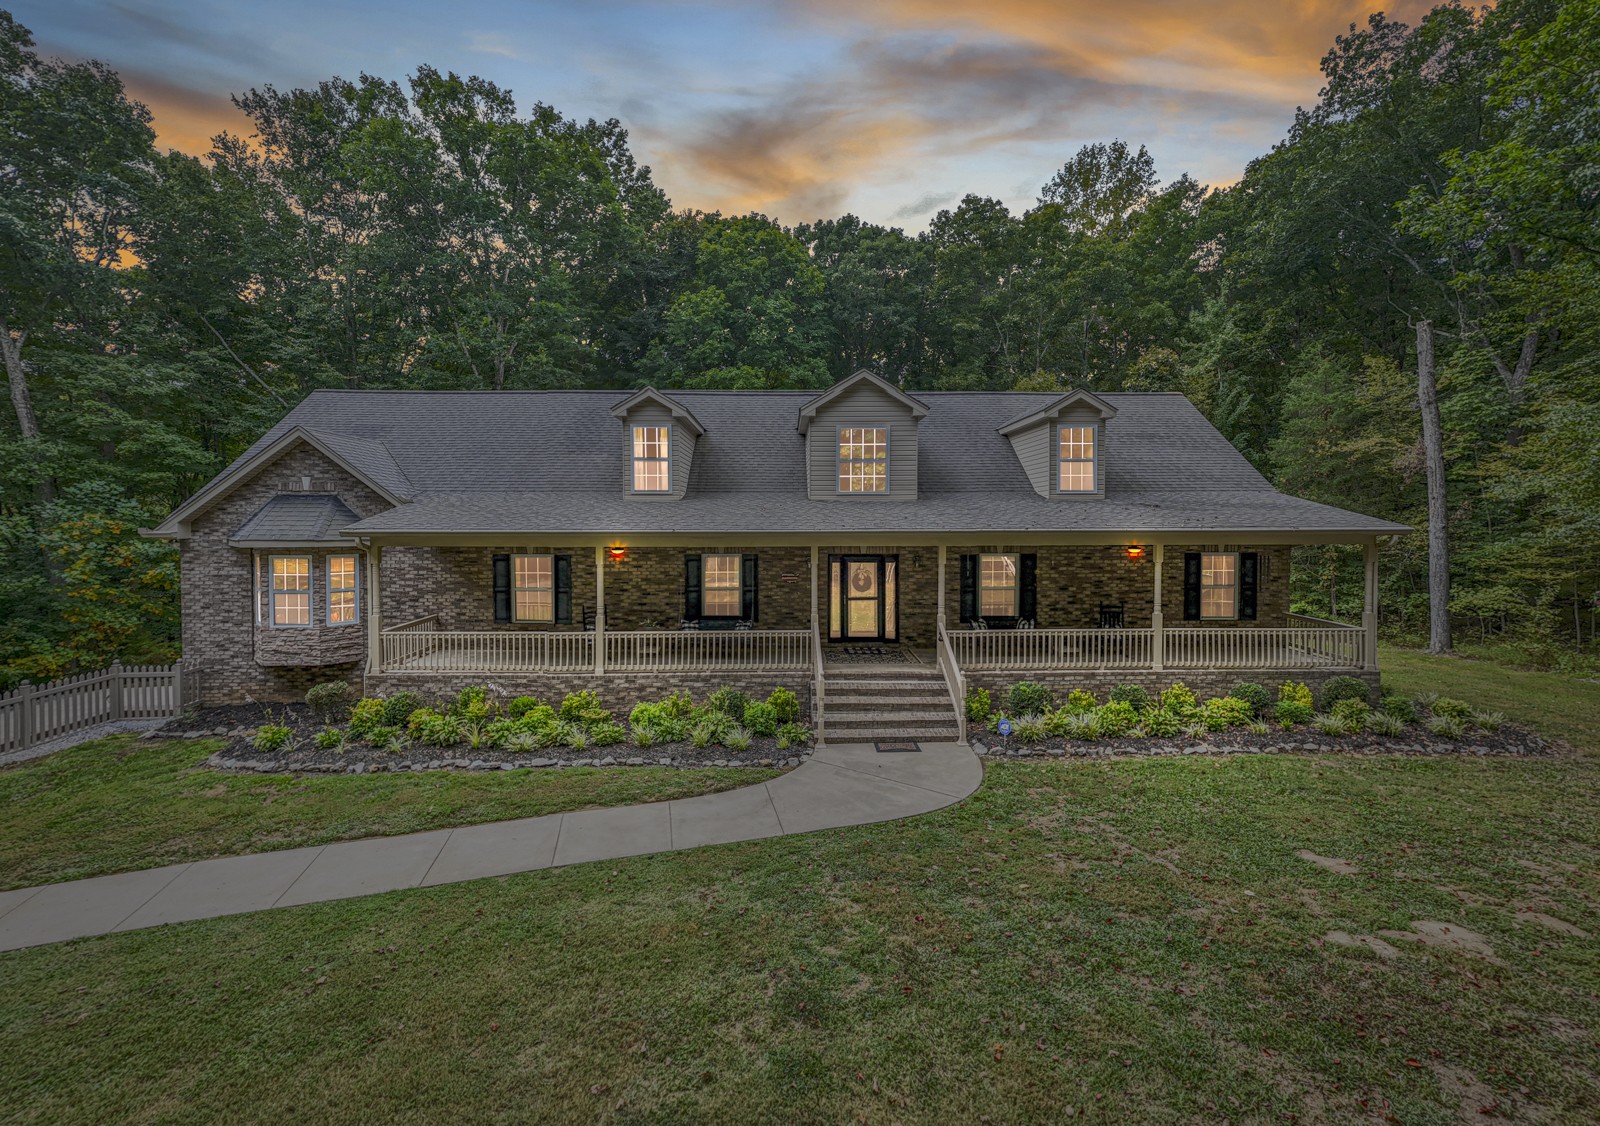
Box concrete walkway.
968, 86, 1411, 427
0, 742, 981, 952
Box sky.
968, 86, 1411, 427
21, 0, 1433, 229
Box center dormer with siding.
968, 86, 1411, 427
610, 387, 704, 500
797, 370, 929, 501
997, 388, 1117, 499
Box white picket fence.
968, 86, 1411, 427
0, 661, 188, 756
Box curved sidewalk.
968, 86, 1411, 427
0, 741, 981, 953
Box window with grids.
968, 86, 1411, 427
1201, 553, 1238, 619
1057, 425, 1096, 492
270, 557, 311, 627
513, 554, 554, 622
632, 425, 670, 492
838, 427, 888, 492
327, 555, 359, 624
702, 554, 742, 617
979, 553, 1019, 618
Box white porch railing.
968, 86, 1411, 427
949, 628, 1156, 671
936, 622, 968, 744
605, 629, 811, 671
380, 630, 596, 673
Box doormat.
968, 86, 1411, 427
875, 741, 921, 753
828, 647, 915, 665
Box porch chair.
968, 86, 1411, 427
1097, 602, 1125, 629
582, 605, 596, 631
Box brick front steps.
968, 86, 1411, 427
821, 664, 962, 743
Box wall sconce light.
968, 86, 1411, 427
1125, 545, 1147, 561
607, 546, 626, 563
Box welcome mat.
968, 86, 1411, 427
827, 646, 916, 665
875, 741, 921, 753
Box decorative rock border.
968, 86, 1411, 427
197, 743, 813, 775
972, 726, 1552, 760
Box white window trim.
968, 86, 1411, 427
1055, 423, 1098, 494
267, 555, 313, 629
512, 553, 555, 623
836, 425, 890, 494
701, 553, 743, 619
1200, 551, 1240, 621
327, 554, 361, 626
631, 423, 672, 494
978, 552, 1020, 619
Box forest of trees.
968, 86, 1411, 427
1, 1, 1596, 686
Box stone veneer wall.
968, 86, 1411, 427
965, 667, 1380, 708
183, 445, 385, 705
365, 670, 813, 720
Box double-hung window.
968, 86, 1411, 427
513, 554, 555, 622
1057, 425, 1096, 493
702, 554, 742, 618
269, 556, 311, 627
1201, 553, 1238, 619
633, 425, 670, 492
327, 554, 360, 624
838, 427, 888, 493
979, 553, 1019, 618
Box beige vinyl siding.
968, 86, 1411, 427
805, 382, 919, 500
621, 403, 695, 499
1005, 406, 1106, 498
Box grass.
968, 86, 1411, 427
1380, 643, 1600, 753
0, 738, 773, 890
3, 752, 1598, 1123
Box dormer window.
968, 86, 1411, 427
632, 425, 670, 492
838, 427, 888, 493
1057, 425, 1096, 493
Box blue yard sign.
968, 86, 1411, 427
997, 718, 1012, 737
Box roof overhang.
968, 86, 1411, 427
797, 370, 929, 434
997, 388, 1119, 436
609, 387, 706, 436
349, 529, 1406, 549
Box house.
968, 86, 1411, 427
147, 371, 1408, 742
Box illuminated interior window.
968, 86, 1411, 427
703, 554, 742, 617
1201, 553, 1237, 619
1057, 425, 1096, 493
270, 557, 311, 627
513, 554, 554, 622
979, 553, 1018, 618
327, 554, 359, 624
838, 427, 888, 492
633, 425, 669, 492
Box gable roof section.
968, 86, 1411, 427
997, 388, 1118, 435
796, 370, 929, 433
228, 494, 361, 548
147, 425, 412, 539
608, 387, 706, 436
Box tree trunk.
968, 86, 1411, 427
0, 315, 55, 502
1416, 320, 1450, 654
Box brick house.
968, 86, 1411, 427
148, 371, 1407, 741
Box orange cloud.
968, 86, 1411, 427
118, 71, 253, 155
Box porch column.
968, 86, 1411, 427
594, 545, 606, 675
1151, 544, 1164, 671
936, 545, 947, 629
366, 543, 382, 675
809, 545, 818, 630
1362, 540, 1379, 670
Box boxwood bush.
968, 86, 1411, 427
1227, 682, 1272, 717
1006, 681, 1053, 716
1319, 675, 1369, 710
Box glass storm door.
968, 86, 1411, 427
829, 555, 897, 642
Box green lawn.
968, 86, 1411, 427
0, 738, 771, 889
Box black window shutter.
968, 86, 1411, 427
1018, 554, 1038, 621
1183, 552, 1202, 621
554, 554, 572, 624
684, 555, 702, 620
493, 554, 511, 622
741, 553, 758, 621
959, 554, 978, 622
1239, 552, 1259, 620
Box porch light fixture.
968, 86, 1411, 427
607, 546, 626, 562
1125, 545, 1147, 561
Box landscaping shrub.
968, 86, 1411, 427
1142, 709, 1182, 737
777, 722, 812, 748
305, 681, 355, 720
1331, 697, 1371, 722
408, 708, 462, 746
365, 725, 404, 751
460, 722, 492, 751
1095, 700, 1139, 737
707, 688, 749, 723
380, 691, 425, 728
1365, 711, 1406, 736
743, 700, 780, 737
507, 695, 542, 719
1470, 709, 1505, 732
1311, 712, 1358, 737
1009, 714, 1049, 744
252, 724, 293, 753
1047, 710, 1100, 739
349, 698, 387, 736
450, 686, 494, 722
1379, 695, 1418, 723
662, 691, 698, 719
504, 730, 541, 753
313, 728, 347, 752
1274, 699, 1314, 727
559, 690, 611, 726
1006, 681, 1053, 716
1062, 688, 1097, 715
1200, 696, 1254, 730
766, 687, 801, 724
629, 701, 689, 745
1158, 682, 1198, 718
1319, 675, 1369, 710
725, 726, 753, 753
965, 686, 992, 723
589, 722, 626, 747
691, 711, 739, 749
1244, 719, 1270, 736
1278, 681, 1314, 709
559, 719, 589, 750
1108, 684, 1151, 712
1428, 713, 1467, 739
1228, 682, 1272, 717
1430, 696, 1472, 719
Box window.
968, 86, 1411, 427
1201, 552, 1237, 619
633, 425, 670, 492
838, 427, 888, 492
513, 554, 554, 622
327, 555, 359, 625
702, 554, 742, 617
269, 556, 311, 627
1057, 425, 1096, 493
979, 553, 1019, 618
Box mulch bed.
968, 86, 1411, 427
153, 703, 810, 775
974, 723, 1555, 760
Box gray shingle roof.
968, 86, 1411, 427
180, 388, 1409, 538
229, 494, 362, 546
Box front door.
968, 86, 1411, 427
830, 555, 898, 642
